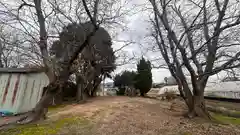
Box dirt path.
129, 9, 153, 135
49, 96, 132, 118
50, 96, 240, 135
1, 96, 240, 135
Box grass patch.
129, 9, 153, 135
48, 104, 68, 112
212, 113, 240, 125
47, 103, 75, 115
0, 116, 91, 135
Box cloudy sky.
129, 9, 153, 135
106, 0, 239, 83
1, 0, 237, 83
106, 0, 171, 83
0, 0, 170, 83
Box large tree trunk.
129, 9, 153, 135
183, 87, 193, 110
30, 92, 54, 121
90, 86, 97, 97
189, 95, 210, 119
84, 81, 94, 97
84, 67, 102, 97
77, 83, 83, 102
77, 83, 88, 103
76, 76, 84, 102
186, 89, 211, 119
177, 81, 210, 119
91, 77, 102, 97
17, 82, 62, 123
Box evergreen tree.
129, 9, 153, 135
113, 71, 137, 95
134, 57, 152, 96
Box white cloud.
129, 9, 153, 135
107, 0, 171, 83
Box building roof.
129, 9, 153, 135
0, 68, 45, 73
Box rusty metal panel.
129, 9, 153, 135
0, 72, 49, 114
0, 73, 23, 114
20, 72, 49, 113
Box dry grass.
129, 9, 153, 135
206, 99, 240, 111
92, 97, 240, 135
1, 96, 240, 135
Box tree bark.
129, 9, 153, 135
17, 83, 61, 123
0, 41, 3, 68
77, 83, 83, 101
76, 75, 84, 102
34, 0, 55, 83
182, 87, 193, 111
91, 77, 102, 97
84, 81, 94, 97
187, 92, 211, 119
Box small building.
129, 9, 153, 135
0, 68, 49, 115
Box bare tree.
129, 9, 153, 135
0, 0, 110, 125
0, 0, 132, 125
149, 0, 240, 119
0, 25, 34, 67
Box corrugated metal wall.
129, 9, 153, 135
0, 72, 49, 114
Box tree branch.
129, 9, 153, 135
18, 0, 35, 11
93, 0, 100, 22
82, 0, 97, 27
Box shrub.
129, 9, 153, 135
116, 87, 126, 95
114, 71, 137, 89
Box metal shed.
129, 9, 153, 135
0, 68, 49, 114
